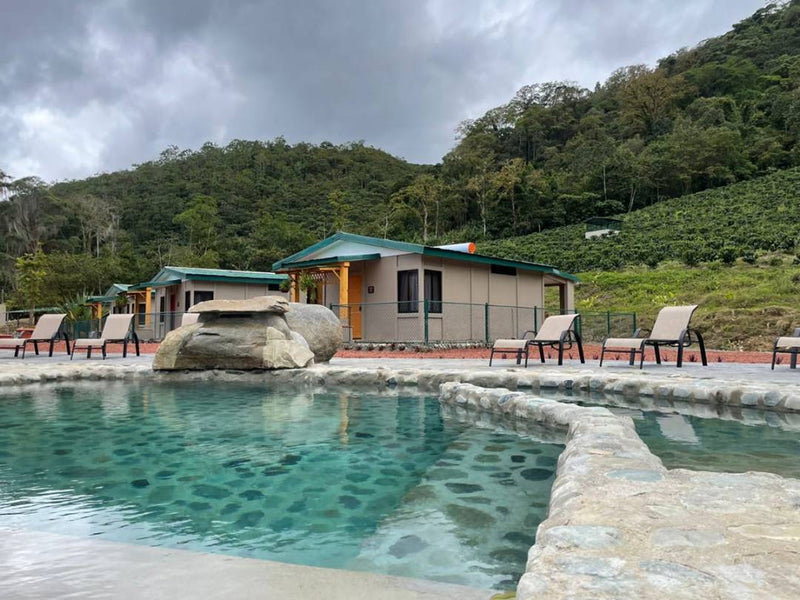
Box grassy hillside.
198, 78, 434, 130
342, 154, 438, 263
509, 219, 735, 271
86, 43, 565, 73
574, 260, 800, 351
480, 168, 800, 273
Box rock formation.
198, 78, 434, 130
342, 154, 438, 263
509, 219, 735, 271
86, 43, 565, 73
153, 296, 341, 371
285, 302, 342, 362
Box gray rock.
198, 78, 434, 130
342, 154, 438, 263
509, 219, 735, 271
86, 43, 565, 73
285, 303, 343, 362
154, 296, 319, 370
541, 525, 622, 549
652, 528, 725, 548
191, 296, 289, 314
606, 469, 664, 482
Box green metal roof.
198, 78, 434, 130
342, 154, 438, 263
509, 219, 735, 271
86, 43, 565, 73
129, 278, 181, 291
85, 295, 117, 303
129, 266, 288, 291
273, 232, 579, 282
278, 253, 381, 270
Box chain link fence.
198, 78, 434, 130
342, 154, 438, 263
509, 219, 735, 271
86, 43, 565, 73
330, 301, 636, 345
63, 311, 189, 342
58, 305, 637, 346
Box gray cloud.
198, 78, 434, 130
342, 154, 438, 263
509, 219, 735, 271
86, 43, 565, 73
0, 0, 764, 181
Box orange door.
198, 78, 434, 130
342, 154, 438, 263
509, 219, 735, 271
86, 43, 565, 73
349, 274, 363, 339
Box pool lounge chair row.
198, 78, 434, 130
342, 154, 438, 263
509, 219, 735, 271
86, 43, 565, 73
491, 305, 708, 369
0, 313, 141, 359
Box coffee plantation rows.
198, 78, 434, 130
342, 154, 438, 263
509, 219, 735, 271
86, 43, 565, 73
479, 168, 800, 273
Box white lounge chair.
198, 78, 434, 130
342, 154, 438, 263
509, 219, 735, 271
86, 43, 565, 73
771, 328, 800, 370
600, 305, 707, 369
0, 313, 70, 358
490, 314, 584, 367
71, 314, 139, 359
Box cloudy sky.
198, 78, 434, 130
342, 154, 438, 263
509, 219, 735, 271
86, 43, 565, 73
1, 0, 764, 182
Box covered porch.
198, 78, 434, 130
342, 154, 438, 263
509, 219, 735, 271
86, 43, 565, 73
283, 257, 371, 340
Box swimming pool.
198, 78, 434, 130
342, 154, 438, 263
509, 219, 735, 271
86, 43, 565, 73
0, 381, 563, 590
628, 408, 800, 478
568, 394, 800, 479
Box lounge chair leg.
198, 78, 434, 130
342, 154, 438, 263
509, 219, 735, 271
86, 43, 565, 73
64, 334, 71, 355
48, 340, 54, 357
33, 341, 39, 356
772, 347, 778, 370
87, 347, 92, 359
628, 350, 635, 366
123, 341, 128, 358
575, 333, 585, 364
676, 344, 684, 368
653, 344, 661, 365
599, 347, 605, 367
694, 330, 708, 366
792, 350, 798, 370
537, 342, 545, 363
524, 348, 529, 368
639, 347, 645, 369
557, 343, 564, 366
515, 350, 521, 365
489, 349, 494, 366
102, 345, 107, 360
134, 333, 140, 356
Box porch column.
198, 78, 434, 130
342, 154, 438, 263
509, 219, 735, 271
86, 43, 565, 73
95, 302, 103, 320
144, 287, 152, 325
338, 262, 350, 322
291, 274, 300, 303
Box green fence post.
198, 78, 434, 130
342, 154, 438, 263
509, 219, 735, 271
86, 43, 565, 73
606, 311, 611, 337
632, 312, 637, 334
423, 300, 429, 345
484, 303, 489, 343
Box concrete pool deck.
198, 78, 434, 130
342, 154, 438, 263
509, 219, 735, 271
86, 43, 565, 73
0, 527, 490, 600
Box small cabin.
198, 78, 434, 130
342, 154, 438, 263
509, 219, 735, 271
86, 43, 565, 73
585, 217, 622, 239
127, 266, 289, 340
273, 232, 578, 342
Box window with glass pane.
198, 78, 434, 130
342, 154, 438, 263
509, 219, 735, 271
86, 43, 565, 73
397, 270, 419, 313
424, 270, 442, 313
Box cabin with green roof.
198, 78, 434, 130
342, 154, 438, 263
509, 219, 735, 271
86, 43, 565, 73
127, 266, 288, 339
273, 232, 577, 342
85, 283, 132, 321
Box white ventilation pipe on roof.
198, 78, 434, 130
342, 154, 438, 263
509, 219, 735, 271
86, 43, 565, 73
435, 242, 476, 254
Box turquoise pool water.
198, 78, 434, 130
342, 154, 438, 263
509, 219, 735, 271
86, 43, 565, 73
629, 409, 800, 478
0, 381, 562, 589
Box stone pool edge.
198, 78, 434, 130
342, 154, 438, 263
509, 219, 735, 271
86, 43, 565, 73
1, 361, 799, 414
439, 382, 800, 600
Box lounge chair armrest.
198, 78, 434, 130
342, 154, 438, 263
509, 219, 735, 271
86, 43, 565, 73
520, 330, 537, 340
634, 328, 649, 338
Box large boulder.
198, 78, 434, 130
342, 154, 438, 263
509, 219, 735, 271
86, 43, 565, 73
285, 303, 343, 362
153, 296, 338, 371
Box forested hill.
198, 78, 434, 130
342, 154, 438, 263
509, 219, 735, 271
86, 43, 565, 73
3, 1, 800, 309
0, 140, 425, 305
479, 167, 800, 273
440, 0, 800, 239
